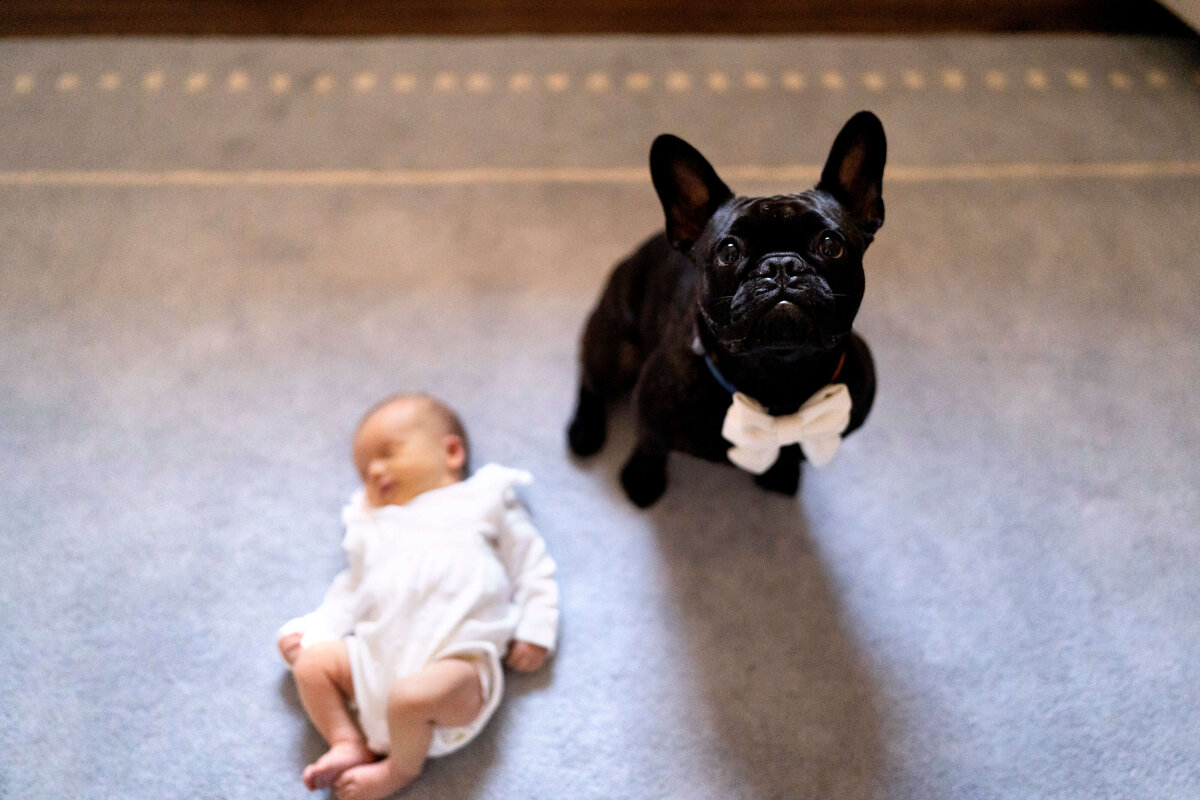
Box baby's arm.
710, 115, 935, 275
495, 489, 559, 669
276, 533, 365, 667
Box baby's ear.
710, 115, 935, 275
444, 435, 467, 474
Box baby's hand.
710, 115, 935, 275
505, 641, 549, 672
277, 631, 304, 666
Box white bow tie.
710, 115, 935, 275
721, 384, 853, 474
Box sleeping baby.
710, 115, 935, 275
276, 392, 559, 800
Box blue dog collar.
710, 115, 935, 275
704, 352, 739, 395
698, 334, 849, 404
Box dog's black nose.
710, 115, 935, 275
756, 254, 807, 287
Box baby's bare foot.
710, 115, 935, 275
334, 759, 418, 800
303, 740, 376, 790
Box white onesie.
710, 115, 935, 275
278, 464, 559, 757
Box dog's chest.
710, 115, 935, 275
659, 365, 743, 462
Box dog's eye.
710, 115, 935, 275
817, 232, 845, 260
716, 239, 742, 266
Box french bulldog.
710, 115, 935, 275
567, 111, 885, 508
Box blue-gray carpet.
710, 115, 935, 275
2, 35, 1199, 799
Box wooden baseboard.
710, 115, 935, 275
0, 0, 1194, 36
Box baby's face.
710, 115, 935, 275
352, 399, 464, 508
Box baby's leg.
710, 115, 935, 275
292, 640, 376, 790
334, 657, 483, 800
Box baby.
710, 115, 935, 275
276, 392, 559, 800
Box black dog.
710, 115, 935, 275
567, 111, 885, 508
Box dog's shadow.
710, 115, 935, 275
641, 456, 885, 800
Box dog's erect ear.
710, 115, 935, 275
817, 111, 887, 241
650, 135, 734, 251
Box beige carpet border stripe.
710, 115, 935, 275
2, 161, 1199, 187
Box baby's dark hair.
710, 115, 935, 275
358, 392, 471, 479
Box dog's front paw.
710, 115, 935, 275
567, 389, 607, 457
754, 447, 802, 496
620, 452, 668, 508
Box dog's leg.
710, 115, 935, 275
754, 445, 803, 496
567, 386, 608, 457
567, 284, 643, 457
618, 352, 680, 507
620, 444, 669, 508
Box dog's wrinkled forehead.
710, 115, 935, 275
714, 192, 849, 248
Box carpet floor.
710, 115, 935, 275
2, 35, 1200, 800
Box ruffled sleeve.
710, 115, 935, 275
275, 493, 370, 663
489, 472, 559, 652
